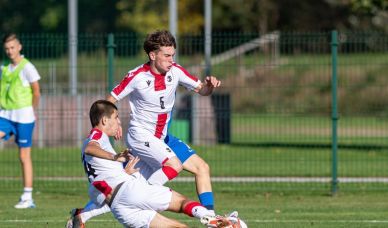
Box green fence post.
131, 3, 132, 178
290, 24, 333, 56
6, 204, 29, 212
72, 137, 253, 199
107, 33, 116, 92
107, 33, 116, 145
331, 30, 339, 195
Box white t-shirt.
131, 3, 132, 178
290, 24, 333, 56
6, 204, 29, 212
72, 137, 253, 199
111, 62, 201, 139
82, 128, 130, 186
82, 128, 139, 206
0, 60, 41, 123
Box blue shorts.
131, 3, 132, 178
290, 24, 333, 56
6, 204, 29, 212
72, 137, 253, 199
164, 134, 196, 164
0, 117, 35, 148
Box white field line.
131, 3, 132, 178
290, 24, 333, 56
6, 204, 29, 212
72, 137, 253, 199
173, 177, 388, 183
1, 176, 388, 183
248, 219, 388, 223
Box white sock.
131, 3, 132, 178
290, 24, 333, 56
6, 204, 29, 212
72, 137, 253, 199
147, 168, 169, 185
21, 187, 33, 201
192, 205, 215, 219
80, 201, 110, 222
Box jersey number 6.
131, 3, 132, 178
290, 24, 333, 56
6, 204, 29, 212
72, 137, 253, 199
160, 96, 165, 109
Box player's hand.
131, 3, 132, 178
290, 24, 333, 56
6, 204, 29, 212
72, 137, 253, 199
113, 152, 128, 162
114, 148, 133, 162
114, 125, 123, 140
122, 148, 135, 160
124, 156, 140, 175
205, 76, 221, 88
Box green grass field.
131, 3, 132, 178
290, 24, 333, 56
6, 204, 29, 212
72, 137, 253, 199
1, 182, 388, 228
1, 143, 388, 227
1, 114, 387, 227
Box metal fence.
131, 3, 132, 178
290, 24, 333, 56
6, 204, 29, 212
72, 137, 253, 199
1, 31, 388, 192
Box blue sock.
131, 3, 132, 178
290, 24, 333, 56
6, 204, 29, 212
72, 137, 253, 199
198, 192, 214, 210
83, 200, 96, 210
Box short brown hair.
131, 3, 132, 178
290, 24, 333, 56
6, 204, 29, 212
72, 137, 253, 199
143, 30, 176, 55
89, 100, 118, 127
2, 33, 20, 45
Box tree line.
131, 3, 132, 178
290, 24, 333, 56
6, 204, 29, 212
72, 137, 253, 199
0, 0, 386, 34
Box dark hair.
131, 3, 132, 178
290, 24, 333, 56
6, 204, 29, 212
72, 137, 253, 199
143, 30, 176, 55
89, 100, 118, 127
2, 33, 20, 45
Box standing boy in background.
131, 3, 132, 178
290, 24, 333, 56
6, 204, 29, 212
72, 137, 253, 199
0, 33, 41, 209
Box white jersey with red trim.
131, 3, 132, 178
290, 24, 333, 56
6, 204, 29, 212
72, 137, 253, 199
111, 62, 201, 139
82, 128, 128, 186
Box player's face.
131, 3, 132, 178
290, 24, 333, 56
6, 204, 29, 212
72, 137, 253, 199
3, 39, 22, 62
151, 46, 175, 74
106, 110, 121, 137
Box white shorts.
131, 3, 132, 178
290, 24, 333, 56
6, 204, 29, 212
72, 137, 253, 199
110, 175, 172, 228
126, 127, 176, 179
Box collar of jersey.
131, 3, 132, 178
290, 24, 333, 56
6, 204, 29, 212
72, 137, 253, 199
145, 62, 166, 77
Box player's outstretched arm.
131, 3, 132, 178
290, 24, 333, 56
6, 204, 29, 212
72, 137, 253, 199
196, 76, 221, 96
85, 141, 126, 162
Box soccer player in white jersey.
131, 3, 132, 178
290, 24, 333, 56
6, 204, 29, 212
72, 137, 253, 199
108, 30, 221, 210
68, 30, 221, 226
70, 100, 241, 228
0, 33, 41, 209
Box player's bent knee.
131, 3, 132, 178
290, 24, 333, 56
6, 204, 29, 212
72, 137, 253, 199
165, 156, 184, 172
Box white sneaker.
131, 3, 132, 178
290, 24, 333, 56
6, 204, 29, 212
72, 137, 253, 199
228, 211, 239, 218
201, 211, 247, 228
14, 199, 36, 209
226, 211, 248, 228
208, 209, 216, 216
